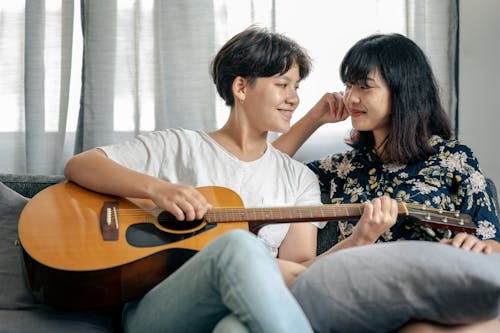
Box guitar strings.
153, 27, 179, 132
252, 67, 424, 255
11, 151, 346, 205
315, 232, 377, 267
112, 204, 469, 224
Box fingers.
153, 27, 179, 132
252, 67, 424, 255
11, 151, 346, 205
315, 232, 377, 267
441, 233, 493, 254
353, 196, 398, 244
390, 198, 399, 219
327, 92, 349, 120
308, 92, 349, 125
363, 196, 397, 225
154, 183, 212, 221
363, 200, 374, 219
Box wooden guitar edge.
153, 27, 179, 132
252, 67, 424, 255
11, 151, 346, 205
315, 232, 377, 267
22, 247, 197, 310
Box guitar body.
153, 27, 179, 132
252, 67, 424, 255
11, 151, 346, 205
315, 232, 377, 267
18, 182, 247, 309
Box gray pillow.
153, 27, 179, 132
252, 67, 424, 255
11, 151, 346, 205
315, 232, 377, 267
292, 241, 500, 333
0, 182, 34, 308
0, 182, 116, 332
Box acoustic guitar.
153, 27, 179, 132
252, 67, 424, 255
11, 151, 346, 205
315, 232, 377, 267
18, 182, 475, 309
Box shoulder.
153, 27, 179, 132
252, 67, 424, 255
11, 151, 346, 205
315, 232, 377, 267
306, 149, 358, 173
267, 146, 317, 179
268, 145, 311, 170
428, 136, 483, 177
146, 128, 203, 139
138, 128, 207, 145
266, 146, 322, 205
428, 136, 480, 165
430, 135, 475, 157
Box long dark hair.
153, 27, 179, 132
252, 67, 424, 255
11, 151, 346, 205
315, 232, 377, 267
211, 26, 312, 107
341, 33, 452, 164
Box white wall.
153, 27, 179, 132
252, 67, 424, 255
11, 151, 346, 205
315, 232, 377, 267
459, 0, 500, 187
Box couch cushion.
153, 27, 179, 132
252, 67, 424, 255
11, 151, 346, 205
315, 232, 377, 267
292, 241, 500, 333
0, 182, 115, 332
0, 182, 34, 308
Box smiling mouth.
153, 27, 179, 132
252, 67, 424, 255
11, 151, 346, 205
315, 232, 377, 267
278, 109, 293, 120
350, 110, 365, 117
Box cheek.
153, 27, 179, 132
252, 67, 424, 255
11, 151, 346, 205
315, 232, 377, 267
375, 95, 391, 117
270, 91, 281, 101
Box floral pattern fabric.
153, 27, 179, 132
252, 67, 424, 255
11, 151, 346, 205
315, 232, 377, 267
307, 136, 500, 243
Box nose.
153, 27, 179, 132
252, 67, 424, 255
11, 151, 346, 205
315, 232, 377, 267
343, 87, 360, 106
286, 88, 299, 106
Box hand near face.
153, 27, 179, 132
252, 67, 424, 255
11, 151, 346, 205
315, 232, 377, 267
308, 92, 349, 126
440, 232, 493, 254
351, 196, 399, 245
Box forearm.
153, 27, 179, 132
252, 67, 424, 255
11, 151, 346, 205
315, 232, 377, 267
64, 149, 159, 199
273, 114, 322, 157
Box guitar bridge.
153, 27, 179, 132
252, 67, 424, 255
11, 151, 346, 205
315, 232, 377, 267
100, 201, 119, 241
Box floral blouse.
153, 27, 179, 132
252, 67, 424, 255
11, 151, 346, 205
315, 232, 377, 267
307, 136, 500, 243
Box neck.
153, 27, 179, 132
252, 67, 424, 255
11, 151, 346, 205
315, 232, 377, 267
373, 130, 389, 158
209, 113, 268, 162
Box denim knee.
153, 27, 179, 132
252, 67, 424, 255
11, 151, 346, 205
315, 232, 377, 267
214, 229, 267, 257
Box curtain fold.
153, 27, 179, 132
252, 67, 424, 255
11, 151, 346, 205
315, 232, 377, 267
24, 0, 74, 174
76, 0, 117, 151
407, 0, 458, 134
154, 0, 216, 131
24, 0, 46, 172
57, 0, 74, 166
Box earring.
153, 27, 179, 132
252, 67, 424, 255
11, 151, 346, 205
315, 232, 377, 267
240, 98, 244, 104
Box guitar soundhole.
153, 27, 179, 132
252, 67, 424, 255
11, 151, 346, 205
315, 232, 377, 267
157, 211, 204, 231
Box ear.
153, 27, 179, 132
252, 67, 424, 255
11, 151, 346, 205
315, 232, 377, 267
232, 76, 248, 104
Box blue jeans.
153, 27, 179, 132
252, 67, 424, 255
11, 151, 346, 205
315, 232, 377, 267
122, 229, 313, 333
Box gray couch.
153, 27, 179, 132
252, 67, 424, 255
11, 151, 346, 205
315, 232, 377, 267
0, 173, 498, 332
0, 174, 120, 333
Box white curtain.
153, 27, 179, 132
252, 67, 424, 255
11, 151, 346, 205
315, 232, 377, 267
407, 0, 459, 134
76, 0, 218, 152
0, 0, 75, 174
0, 0, 457, 175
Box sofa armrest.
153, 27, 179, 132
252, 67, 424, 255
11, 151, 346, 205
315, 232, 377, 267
0, 174, 66, 198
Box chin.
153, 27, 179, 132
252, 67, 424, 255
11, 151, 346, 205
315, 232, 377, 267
274, 125, 290, 134
351, 123, 368, 132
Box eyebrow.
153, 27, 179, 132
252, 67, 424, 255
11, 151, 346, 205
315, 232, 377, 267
275, 74, 301, 83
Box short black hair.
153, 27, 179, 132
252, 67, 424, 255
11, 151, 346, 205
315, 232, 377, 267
211, 26, 312, 106
341, 33, 452, 164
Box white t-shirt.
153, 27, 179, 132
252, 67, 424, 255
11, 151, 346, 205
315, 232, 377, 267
100, 128, 323, 256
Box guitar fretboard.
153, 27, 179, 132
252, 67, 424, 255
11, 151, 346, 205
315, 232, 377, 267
204, 203, 408, 223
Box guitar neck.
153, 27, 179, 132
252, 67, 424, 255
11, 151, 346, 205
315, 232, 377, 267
203, 202, 476, 233
204, 203, 408, 224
